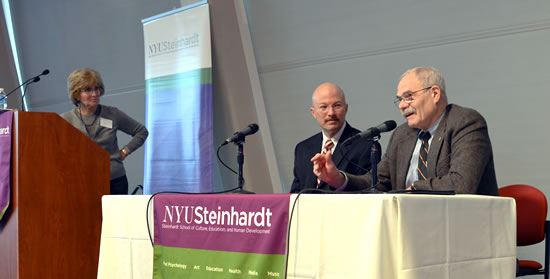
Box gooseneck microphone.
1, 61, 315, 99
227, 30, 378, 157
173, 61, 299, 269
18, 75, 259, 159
221, 123, 259, 146
342, 120, 397, 145
1, 69, 50, 101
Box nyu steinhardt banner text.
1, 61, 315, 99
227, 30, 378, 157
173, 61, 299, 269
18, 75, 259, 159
153, 194, 291, 279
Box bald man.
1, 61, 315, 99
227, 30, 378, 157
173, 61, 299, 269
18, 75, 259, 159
290, 82, 372, 193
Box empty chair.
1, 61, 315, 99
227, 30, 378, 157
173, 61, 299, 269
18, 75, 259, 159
499, 184, 549, 278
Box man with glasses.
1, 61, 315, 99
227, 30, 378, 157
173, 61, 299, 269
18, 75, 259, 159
290, 82, 372, 193
311, 67, 498, 195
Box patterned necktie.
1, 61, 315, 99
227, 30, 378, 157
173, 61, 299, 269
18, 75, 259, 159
317, 139, 335, 187
417, 131, 431, 180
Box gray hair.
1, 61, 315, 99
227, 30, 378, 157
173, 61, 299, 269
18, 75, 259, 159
401, 67, 446, 97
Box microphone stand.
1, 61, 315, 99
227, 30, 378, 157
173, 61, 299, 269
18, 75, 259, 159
2, 77, 38, 101
1, 77, 40, 111
232, 137, 254, 194
21, 82, 32, 111
363, 137, 382, 193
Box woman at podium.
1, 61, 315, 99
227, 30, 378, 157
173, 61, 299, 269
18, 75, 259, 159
61, 68, 148, 194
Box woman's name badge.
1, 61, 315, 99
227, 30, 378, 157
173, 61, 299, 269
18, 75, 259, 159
100, 118, 113, 129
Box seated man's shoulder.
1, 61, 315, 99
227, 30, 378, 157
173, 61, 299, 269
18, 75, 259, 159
447, 104, 487, 126
448, 104, 484, 118
295, 132, 322, 148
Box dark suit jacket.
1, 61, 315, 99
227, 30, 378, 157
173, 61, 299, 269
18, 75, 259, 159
290, 122, 372, 193
346, 104, 499, 195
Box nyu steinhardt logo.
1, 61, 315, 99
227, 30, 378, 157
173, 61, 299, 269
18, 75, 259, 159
148, 33, 200, 57
0, 126, 9, 135
162, 205, 273, 227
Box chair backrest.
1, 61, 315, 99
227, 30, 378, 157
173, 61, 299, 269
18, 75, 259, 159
499, 184, 548, 246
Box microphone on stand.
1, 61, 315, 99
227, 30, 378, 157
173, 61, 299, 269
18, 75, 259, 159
341, 120, 397, 145
219, 123, 260, 194
221, 123, 259, 146
338, 120, 397, 185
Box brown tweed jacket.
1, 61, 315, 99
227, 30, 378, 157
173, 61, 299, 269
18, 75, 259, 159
346, 104, 499, 195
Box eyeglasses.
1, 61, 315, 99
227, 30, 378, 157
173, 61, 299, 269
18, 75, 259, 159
80, 87, 102, 94
393, 86, 432, 108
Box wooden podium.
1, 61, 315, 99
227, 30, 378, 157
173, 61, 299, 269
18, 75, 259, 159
0, 111, 110, 278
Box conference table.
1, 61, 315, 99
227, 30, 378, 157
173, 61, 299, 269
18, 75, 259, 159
97, 193, 516, 278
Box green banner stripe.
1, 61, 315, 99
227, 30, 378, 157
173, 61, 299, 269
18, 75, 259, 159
146, 68, 212, 92
0, 204, 8, 221
154, 245, 285, 279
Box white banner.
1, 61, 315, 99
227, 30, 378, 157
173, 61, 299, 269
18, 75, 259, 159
143, 3, 213, 194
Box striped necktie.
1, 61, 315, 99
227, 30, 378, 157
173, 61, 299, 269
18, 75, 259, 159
317, 139, 335, 187
417, 131, 431, 180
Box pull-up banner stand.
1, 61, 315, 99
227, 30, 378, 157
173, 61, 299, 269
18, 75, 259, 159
142, 1, 213, 194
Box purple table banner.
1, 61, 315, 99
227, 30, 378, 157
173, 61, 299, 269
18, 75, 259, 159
153, 194, 291, 279
0, 111, 13, 221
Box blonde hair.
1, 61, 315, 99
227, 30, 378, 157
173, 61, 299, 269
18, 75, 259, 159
67, 68, 105, 106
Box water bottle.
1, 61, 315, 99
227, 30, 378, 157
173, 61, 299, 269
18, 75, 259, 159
0, 88, 6, 110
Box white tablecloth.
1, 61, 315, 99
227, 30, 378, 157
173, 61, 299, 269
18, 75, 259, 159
97, 195, 154, 279
286, 194, 516, 279
97, 194, 516, 279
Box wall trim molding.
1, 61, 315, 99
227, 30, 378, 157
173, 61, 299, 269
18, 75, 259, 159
258, 19, 550, 73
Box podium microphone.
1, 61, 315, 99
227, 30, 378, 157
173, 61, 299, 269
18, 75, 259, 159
342, 120, 397, 145
1, 69, 50, 101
